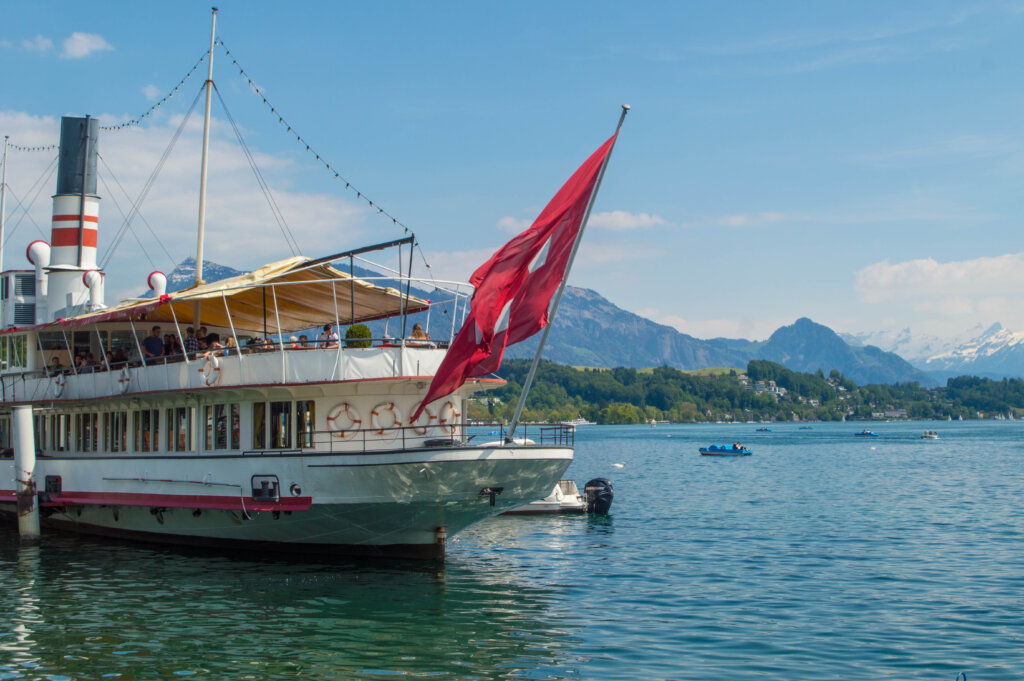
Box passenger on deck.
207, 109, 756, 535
298, 335, 309, 348
142, 326, 164, 364
49, 357, 62, 372
184, 327, 200, 357
319, 324, 339, 348
407, 323, 435, 348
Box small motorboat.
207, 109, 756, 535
854, 430, 880, 437
700, 444, 752, 456
799, 426, 813, 430
756, 426, 771, 432
921, 430, 939, 439
502, 478, 614, 515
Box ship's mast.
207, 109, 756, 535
194, 6, 218, 286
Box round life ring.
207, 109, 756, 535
198, 354, 221, 386
326, 402, 362, 440
117, 366, 131, 394
436, 400, 460, 436
370, 401, 403, 439
52, 374, 66, 398
409, 406, 436, 436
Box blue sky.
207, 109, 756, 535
3, 1, 1024, 342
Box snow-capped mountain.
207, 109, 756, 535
840, 324, 989, 364
845, 323, 1024, 380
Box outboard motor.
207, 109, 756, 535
583, 478, 614, 515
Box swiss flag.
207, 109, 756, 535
411, 133, 617, 421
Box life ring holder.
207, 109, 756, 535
52, 374, 66, 398
326, 403, 361, 441
437, 400, 460, 436
117, 366, 131, 394
409, 407, 436, 436
370, 402, 403, 439
198, 354, 222, 386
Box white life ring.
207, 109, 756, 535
436, 400, 460, 436
326, 402, 362, 440
117, 366, 131, 394
409, 406, 435, 436
198, 354, 222, 386
370, 401, 403, 439
52, 374, 66, 398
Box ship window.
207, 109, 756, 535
230, 404, 240, 449
34, 415, 45, 451
252, 403, 266, 449
104, 412, 127, 453
205, 404, 236, 451
270, 401, 291, 449
55, 414, 70, 452
76, 413, 98, 452
1, 416, 12, 449
166, 407, 192, 452
296, 400, 315, 449
134, 409, 159, 452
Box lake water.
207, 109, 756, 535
2, 421, 1022, 680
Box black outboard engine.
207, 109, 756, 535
583, 478, 614, 514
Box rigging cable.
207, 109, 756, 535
211, 82, 300, 256
1, 154, 59, 245
100, 52, 208, 132
215, 39, 460, 322
216, 39, 412, 235
100, 85, 205, 270
95, 153, 176, 271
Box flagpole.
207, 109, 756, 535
506, 104, 629, 442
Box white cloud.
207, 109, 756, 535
61, 32, 113, 59
588, 210, 667, 231
142, 84, 162, 101
716, 211, 786, 227
22, 35, 53, 53
642, 310, 782, 341
855, 254, 1024, 318
496, 216, 531, 233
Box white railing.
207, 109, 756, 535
1, 345, 445, 403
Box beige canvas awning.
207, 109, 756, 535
6, 256, 430, 335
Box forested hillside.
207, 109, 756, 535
467, 359, 1024, 424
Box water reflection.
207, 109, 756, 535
0, 525, 580, 680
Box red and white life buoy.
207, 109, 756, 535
52, 373, 66, 398
436, 400, 460, 436
370, 401, 403, 439
117, 366, 131, 394
409, 406, 435, 436
198, 354, 221, 386
326, 403, 362, 440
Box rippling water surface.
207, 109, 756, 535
2, 421, 1023, 680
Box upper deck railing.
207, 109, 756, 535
0, 339, 446, 403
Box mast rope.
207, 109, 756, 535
211, 82, 300, 256
1, 155, 59, 245
100, 52, 208, 132
100, 85, 205, 270
96, 153, 176, 270
216, 39, 413, 235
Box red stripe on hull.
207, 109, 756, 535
37, 490, 312, 512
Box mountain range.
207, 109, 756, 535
844, 323, 1024, 381
162, 258, 1023, 385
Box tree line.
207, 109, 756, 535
464, 359, 1024, 424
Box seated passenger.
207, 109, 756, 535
406, 323, 435, 348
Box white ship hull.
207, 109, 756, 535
0, 444, 571, 558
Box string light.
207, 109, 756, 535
217, 39, 412, 235
9, 143, 58, 152
99, 52, 208, 131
